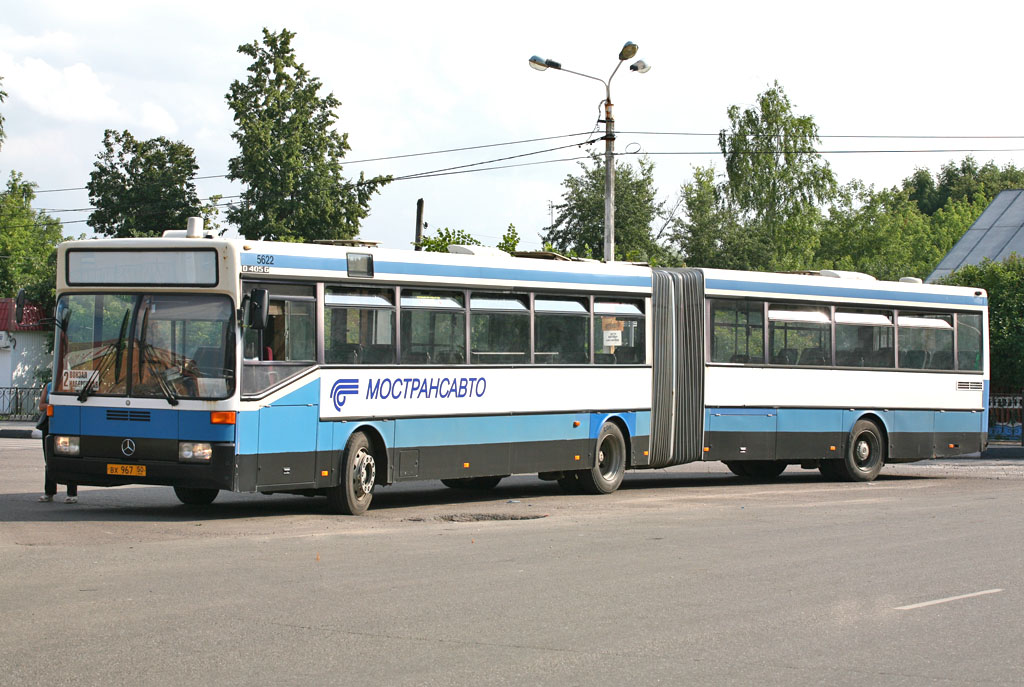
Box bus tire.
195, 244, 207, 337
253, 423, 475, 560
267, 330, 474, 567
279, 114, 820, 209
173, 486, 218, 505
327, 432, 376, 515
837, 419, 886, 482
578, 423, 626, 495
740, 461, 787, 480
441, 476, 504, 490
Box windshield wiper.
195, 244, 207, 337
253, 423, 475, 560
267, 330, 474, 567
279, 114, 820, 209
139, 341, 179, 406
78, 308, 131, 403
136, 304, 178, 406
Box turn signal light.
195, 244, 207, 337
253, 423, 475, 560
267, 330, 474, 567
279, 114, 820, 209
210, 411, 236, 425
46, 405, 54, 417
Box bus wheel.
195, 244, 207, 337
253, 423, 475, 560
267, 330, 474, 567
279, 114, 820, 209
441, 476, 504, 490
741, 461, 787, 480
724, 462, 749, 478
837, 420, 886, 482
327, 432, 376, 515
578, 423, 626, 495
173, 486, 218, 505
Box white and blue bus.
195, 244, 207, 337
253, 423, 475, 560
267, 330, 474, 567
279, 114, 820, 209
39, 221, 988, 514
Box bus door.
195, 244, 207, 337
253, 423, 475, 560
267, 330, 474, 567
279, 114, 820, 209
241, 282, 320, 488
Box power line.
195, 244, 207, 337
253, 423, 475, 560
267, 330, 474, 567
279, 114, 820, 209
618, 131, 1024, 140
25, 130, 1024, 195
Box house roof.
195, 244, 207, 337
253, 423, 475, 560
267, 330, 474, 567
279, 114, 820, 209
0, 298, 48, 332
927, 189, 1024, 282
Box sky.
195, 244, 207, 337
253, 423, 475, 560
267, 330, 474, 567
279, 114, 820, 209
2, 0, 1023, 252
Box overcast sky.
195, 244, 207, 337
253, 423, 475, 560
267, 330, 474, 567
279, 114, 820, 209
2, 0, 1023, 251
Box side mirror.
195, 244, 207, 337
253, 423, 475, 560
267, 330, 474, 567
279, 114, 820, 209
14, 289, 26, 325
247, 289, 269, 330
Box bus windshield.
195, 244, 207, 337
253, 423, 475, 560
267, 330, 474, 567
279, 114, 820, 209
54, 293, 235, 401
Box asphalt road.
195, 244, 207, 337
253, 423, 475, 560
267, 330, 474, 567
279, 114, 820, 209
1, 436, 1022, 686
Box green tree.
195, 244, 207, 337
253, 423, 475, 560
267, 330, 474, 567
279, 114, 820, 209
940, 255, 1024, 390
87, 129, 218, 237
0, 172, 63, 311
817, 183, 939, 280
719, 81, 837, 271
226, 28, 389, 242
418, 227, 481, 253
544, 154, 664, 262
496, 224, 520, 254
902, 156, 1024, 216
672, 165, 753, 268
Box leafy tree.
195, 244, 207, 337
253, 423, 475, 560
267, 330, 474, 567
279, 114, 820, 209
496, 224, 520, 254
719, 81, 837, 271
544, 154, 665, 262
87, 129, 219, 237
226, 28, 389, 242
816, 183, 938, 280
0, 172, 63, 311
940, 256, 1024, 390
418, 227, 481, 253
672, 166, 753, 269
902, 157, 1024, 216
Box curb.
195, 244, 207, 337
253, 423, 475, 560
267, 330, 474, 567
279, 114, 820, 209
0, 428, 35, 439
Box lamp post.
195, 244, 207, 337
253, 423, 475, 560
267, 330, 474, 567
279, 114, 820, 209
529, 42, 650, 262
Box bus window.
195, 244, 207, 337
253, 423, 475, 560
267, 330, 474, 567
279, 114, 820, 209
242, 284, 315, 395
898, 313, 953, 370
400, 290, 466, 365
534, 296, 589, 364
325, 287, 395, 364
957, 313, 983, 371
709, 299, 764, 364
768, 305, 831, 366
470, 293, 529, 364
835, 309, 894, 368
594, 300, 645, 364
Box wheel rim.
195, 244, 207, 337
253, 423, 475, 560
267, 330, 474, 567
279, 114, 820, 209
598, 434, 623, 481
352, 447, 375, 498
853, 434, 877, 471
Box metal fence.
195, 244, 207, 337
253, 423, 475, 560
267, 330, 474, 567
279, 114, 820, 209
0, 387, 43, 422
989, 392, 1023, 444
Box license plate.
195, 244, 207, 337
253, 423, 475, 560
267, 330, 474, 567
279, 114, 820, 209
107, 464, 146, 477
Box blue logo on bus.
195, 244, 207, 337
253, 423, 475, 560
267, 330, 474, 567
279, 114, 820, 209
331, 378, 359, 410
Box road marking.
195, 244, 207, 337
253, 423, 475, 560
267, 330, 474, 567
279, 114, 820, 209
895, 588, 1004, 611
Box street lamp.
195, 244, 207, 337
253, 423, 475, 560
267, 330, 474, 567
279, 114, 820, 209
529, 42, 650, 262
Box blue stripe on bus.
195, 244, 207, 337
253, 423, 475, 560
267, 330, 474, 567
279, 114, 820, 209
394, 411, 650, 448
705, 278, 987, 307
707, 407, 983, 434
239, 252, 652, 288
50, 406, 232, 441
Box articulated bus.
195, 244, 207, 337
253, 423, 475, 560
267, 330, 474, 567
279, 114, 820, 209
38, 222, 988, 514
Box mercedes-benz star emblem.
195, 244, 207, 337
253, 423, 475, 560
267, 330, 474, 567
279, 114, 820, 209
121, 438, 136, 457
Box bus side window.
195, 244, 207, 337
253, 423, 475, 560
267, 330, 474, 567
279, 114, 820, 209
956, 313, 983, 371
325, 287, 396, 365
709, 299, 764, 364
594, 300, 645, 365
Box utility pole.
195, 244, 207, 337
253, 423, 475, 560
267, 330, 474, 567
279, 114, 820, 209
414, 198, 424, 250
528, 43, 649, 262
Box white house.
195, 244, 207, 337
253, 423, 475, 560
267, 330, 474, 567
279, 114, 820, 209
0, 298, 51, 389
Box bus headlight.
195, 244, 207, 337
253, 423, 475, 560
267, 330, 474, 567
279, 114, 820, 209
179, 442, 213, 463
53, 435, 80, 456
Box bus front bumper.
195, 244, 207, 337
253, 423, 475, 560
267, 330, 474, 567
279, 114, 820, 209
46, 441, 236, 491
